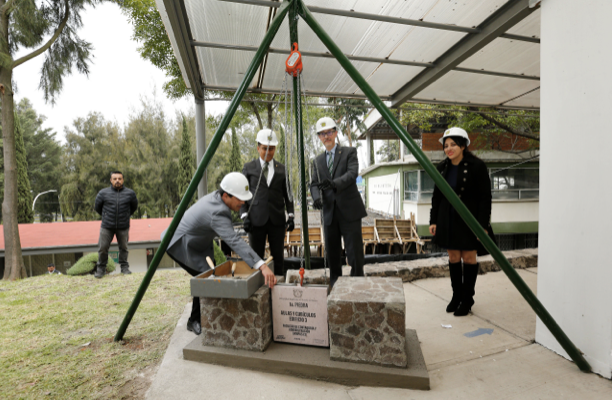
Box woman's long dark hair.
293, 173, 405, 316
442, 135, 481, 161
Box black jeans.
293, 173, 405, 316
98, 227, 130, 269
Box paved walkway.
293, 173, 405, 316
146, 267, 611, 399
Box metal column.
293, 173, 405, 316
297, 0, 591, 372
289, 1, 311, 269
195, 97, 207, 198
114, 0, 292, 341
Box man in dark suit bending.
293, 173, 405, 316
310, 117, 367, 287
241, 129, 295, 274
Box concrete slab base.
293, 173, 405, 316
183, 329, 430, 390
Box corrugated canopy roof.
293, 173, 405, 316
156, 0, 540, 110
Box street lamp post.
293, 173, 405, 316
32, 190, 60, 222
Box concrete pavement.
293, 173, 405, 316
146, 267, 611, 399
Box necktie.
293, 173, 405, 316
327, 152, 333, 174
263, 162, 269, 182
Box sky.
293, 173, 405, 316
13, 3, 227, 143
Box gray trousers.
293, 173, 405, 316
323, 206, 364, 283
98, 227, 130, 268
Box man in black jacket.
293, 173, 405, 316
241, 129, 295, 274
94, 171, 138, 278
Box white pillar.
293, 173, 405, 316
365, 131, 372, 168
195, 97, 207, 198
399, 140, 406, 160
537, 0, 612, 378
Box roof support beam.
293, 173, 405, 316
192, 40, 539, 81
391, 0, 538, 107
162, 0, 204, 99
202, 84, 540, 111
218, 0, 539, 43
191, 40, 433, 68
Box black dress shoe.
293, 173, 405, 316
187, 319, 202, 335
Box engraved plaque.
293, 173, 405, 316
271, 284, 329, 347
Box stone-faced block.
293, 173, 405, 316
200, 285, 271, 352
328, 277, 407, 368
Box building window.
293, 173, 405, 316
404, 171, 418, 202
490, 168, 539, 200
404, 167, 539, 202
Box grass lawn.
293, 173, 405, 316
0, 269, 192, 399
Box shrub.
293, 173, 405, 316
213, 241, 227, 265
67, 253, 116, 276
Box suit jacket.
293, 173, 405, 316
240, 158, 294, 227
164, 191, 261, 273
310, 145, 367, 226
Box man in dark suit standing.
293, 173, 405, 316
241, 129, 295, 274
310, 117, 367, 287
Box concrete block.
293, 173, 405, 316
200, 285, 272, 351
328, 277, 407, 368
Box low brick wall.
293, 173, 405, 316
200, 286, 272, 352
328, 277, 407, 368
287, 248, 538, 284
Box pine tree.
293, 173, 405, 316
2, 0, 98, 280
277, 125, 285, 165
14, 112, 33, 223
229, 127, 241, 172
177, 116, 195, 206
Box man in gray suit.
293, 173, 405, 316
165, 172, 277, 335
310, 117, 367, 287
241, 129, 295, 275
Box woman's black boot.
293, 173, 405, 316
446, 262, 463, 312
454, 263, 479, 316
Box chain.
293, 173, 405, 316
300, 73, 327, 280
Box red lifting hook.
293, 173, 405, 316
299, 267, 305, 287
285, 42, 303, 77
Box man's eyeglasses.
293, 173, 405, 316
317, 129, 336, 137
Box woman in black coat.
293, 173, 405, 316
429, 127, 492, 316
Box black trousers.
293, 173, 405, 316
323, 207, 364, 283
97, 227, 130, 268
169, 257, 202, 323
248, 220, 285, 274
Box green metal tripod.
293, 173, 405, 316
114, 0, 591, 375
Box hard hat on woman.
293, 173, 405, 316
439, 127, 470, 146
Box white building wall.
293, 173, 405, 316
405, 200, 538, 226
490, 201, 538, 223
368, 172, 401, 215
538, 0, 612, 378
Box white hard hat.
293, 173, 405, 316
316, 117, 337, 133
256, 129, 278, 146
439, 127, 470, 147
220, 172, 253, 201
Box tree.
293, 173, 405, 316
177, 115, 195, 206
229, 127, 241, 173
60, 113, 120, 222
377, 140, 399, 163
14, 112, 33, 223
121, 96, 178, 218
16, 99, 62, 221
2, 0, 99, 280
326, 98, 368, 147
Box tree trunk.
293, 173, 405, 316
1, 67, 26, 280
345, 112, 352, 147
249, 101, 263, 130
